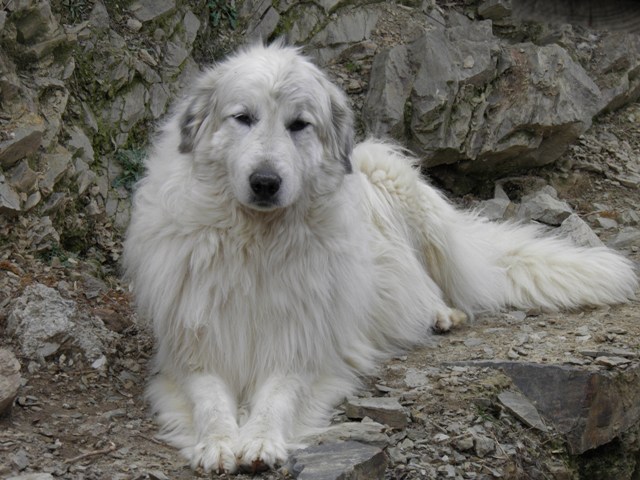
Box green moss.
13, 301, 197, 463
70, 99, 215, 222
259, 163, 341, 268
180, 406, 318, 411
113, 148, 146, 191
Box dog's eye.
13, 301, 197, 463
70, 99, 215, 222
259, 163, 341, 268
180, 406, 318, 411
288, 119, 310, 132
233, 114, 253, 126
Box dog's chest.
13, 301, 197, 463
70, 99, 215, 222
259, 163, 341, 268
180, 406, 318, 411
184, 221, 376, 373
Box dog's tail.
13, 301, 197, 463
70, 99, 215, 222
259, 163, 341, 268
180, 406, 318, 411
354, 140, 638, 315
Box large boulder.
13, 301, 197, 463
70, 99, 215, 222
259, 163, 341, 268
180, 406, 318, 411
364, 13, 603, 182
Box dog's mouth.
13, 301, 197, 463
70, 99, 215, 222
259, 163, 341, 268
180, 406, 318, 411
248, 198, 281, 211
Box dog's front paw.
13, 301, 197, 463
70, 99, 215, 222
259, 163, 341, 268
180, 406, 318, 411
433, 308, 467, 333
186, 436, 238, 474
236, 434, 288, 472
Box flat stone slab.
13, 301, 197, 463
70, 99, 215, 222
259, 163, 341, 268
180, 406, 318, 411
345, 396, 408, 429
286, 441, 387, 480
299, 421, 390, 448
451, 360, 640, 453
498, 390, 548, 432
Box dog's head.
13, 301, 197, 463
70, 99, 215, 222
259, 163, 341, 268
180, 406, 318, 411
177, 42, 354, 211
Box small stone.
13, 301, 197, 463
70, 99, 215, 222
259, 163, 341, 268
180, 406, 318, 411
498, 390, 547, 432
609, 227, 640, 249
557, 214, 604, 248
580, 348, 636, 359
517, 189, 573, 226
126, 17, 143, 31
285, 441, 387, 480
563, 357, 590, 366
596, 217, 618, 229
473, 435, 495, 457
454, 435, 474, 451
594, 356, 631, 368
12, 448, 29, 471
508, 311, 527, 322
464, 337, 484, 347
345, 397, 408, 429
433, 433, 450, 443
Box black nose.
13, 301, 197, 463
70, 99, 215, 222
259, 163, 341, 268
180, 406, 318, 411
249, 168, 281, 201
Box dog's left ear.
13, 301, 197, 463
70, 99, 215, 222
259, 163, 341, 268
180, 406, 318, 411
178, 81, 217, 154
326, 82, 355, 174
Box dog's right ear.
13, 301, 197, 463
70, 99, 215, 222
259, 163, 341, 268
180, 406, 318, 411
178, 82, 217, 154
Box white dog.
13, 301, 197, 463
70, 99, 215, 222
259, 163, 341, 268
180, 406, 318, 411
123, 43, 638, 473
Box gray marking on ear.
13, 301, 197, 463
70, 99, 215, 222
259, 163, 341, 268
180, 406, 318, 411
178, 83, 217, 154
328, 84, 355, 174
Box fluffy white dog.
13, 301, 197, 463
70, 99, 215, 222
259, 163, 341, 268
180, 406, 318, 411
123, 43, 638, 473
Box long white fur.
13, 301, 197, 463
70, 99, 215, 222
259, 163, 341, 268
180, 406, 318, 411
123, 43, 638, 473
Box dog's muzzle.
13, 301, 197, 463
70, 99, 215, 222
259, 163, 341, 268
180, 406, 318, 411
249, 167, 282, 207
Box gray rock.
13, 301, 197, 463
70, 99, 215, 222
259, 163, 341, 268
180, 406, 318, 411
516, 189, 573, 226
557, 214, 604, 248
478, 0, 511, 20
0, 117, 45, 168
0, 180, 22, 215
240, 0, 280, 41
596, 217, 618, 229
0, 348, 21, 416
163, 41, 190, 69
608, 227, 640, 249
27, 216, 60, 252
345, 396, 408, 429
129, 0, 176, 23
300, 421, 390, 448
477, 197, 511, 221
286, 441, 387, 480
288, 5, 324, 44
8, 161, 38, 192
67, 125, 95, 164
590, 34, 640, 113
454, 360, 640, 454
365, 14, 603, 182
23, 190, 41, 211
7, 283, 118, 362
473, 434, 496, 457
11, 448, 29, 471
594, 356, 632, 368
498, 390, 547, 432
13, 1, 60, 44
42, 192, 67, 214
126, 17, 143, 32
404, 367, 431, 388
40, 147, 73, 194
309, 7, 380, 64
119, 82, 148, 132
363, 44, 413, 139
149, 83, 170, 119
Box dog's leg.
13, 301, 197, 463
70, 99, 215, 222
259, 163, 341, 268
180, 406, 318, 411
184, 373, 240, 473
236, 374, 305, 470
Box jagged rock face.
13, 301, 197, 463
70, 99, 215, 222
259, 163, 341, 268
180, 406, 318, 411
363, 10, 640, 186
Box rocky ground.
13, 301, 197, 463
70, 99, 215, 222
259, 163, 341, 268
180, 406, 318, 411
1, 94, 640, 480
2, 0, 640, 479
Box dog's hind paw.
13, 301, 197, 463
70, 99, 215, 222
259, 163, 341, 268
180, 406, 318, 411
187, 436, 238, 474
433, 308, 467, 333
236, 435, 288, 471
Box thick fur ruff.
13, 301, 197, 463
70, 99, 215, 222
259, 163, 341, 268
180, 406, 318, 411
123, 43, 638, 473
